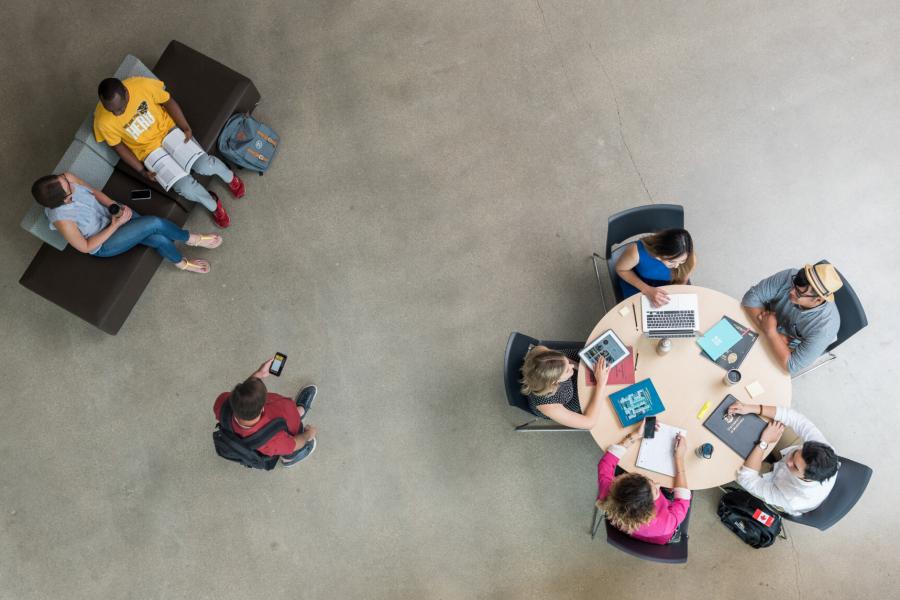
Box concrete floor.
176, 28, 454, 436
2, 1, 898, 598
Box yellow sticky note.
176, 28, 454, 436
618, 306, 632, 317
746, 381, 765, 398
696, 401, 711, 420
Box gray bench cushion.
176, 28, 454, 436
73, 54, 158, 166
20, 139, 116, 250
23, 54, 157, 250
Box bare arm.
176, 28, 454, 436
161, 98, 192, 138
616, 243, 670, 306
112, 143, 151, 179
292, 425, 317, 451
615, 243, 651, 294
536, 359, 610, 429
54, 219, 120, 254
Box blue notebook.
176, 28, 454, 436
608, 378, 665, 427
697, 317, 743, 360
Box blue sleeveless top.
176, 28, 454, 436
45, 183, 110, 254
618, 240, 672, 299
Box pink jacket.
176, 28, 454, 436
597, 445, 691, 545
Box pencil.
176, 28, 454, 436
632, 303, 638, 330
634, 353, 639, 371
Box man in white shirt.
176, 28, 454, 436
729, 401, 839, 516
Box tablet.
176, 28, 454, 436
579, 329, 630, 369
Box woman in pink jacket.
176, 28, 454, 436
596, 422, 690, 544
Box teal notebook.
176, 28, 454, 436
608, 379, 665, 427
697, 317, 743, 360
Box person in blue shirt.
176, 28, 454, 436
32, 172, 221, 273
614, 228, 696, 307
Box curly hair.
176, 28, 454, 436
519, 346, 568, 397
600, 473, 657, 533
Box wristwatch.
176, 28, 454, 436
757, 440, 769, 451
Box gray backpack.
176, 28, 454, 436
218, 113, 280, 173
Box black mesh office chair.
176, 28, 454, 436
592, 501, 690, 563
592, 204, 685, 313
782, 456, 872, 531
503, 332, 585, 432
793, 260, 868, 378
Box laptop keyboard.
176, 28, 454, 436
646, 310, 696, 330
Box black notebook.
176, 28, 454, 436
700, 316, 759, 371
703, 395, 767, 459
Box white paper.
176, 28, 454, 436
143, 148, 188, 191
636, 423, 687, 477
162, 128, 205, 173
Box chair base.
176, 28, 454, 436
791, 352, 837, 379
514, 419, 582, 432
592, 253, 611, 314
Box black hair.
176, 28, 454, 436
228, 377, 268, 420
31, 174, 67, 208
98, 78, 126, 102
801, 441, 839, 483
642, 228, 694, 260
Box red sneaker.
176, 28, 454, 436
228, 174, 246, 199
211, 192, 231, 228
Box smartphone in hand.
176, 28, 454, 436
643, 416, 657, 439
269, 352, 287, 376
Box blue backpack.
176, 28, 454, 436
218, 113, 280, 173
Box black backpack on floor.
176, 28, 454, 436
717, 490, 783, 548
213, 403, 288, 470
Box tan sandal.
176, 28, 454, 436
186, 233, 223, 249
176, 258, 210, 274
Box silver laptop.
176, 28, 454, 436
641, 293, 699, 338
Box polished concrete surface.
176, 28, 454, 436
2, 2, 898, 599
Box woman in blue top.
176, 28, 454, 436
32, 172, 221, 273
615, 228, 695, 307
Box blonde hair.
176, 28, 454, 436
641, 228, 696, 284
599, 473, 657, 533
520, 346, 567, 397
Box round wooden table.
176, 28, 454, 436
577, 285, 791, 490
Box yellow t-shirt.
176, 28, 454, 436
93, 77, 175, 161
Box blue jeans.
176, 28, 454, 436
94, 214, 189, 263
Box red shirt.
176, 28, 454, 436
214, 392, 301, 457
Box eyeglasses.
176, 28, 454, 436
792, 271, 820, 299
59, 177, 74, 202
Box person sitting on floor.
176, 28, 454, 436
520, 346, 610, 429
214, 357, 319, 468
32, 172, 220, 273
741, 263, 842, 375
597, 422, 690, 544
729, 401, 839, 515
614, 228, 696, 307
93, 76, 246, 228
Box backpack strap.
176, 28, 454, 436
219, 402, 289, 451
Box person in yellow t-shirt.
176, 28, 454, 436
93, 77, 247, 228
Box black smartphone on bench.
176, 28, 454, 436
131, 189, 152, 201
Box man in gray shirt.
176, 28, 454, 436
742, 263, 843, 375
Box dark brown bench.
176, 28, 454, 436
20, 41, 260, 334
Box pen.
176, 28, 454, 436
632, 303, 638, 331
634, 352, 639, 371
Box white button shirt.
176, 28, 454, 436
736, 407, 836, 516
